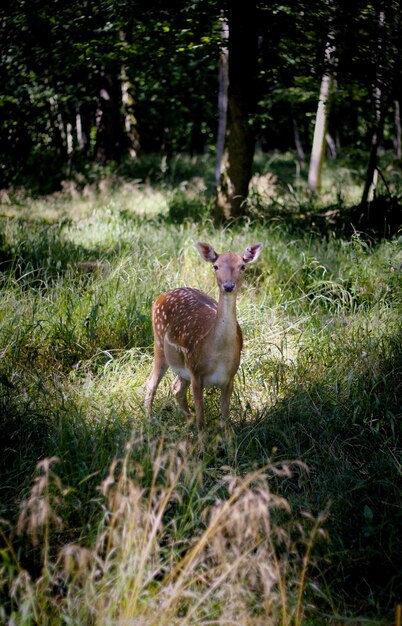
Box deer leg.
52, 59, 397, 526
172, 376, 191, 417
145, 350, 168, 417
220, 379, 234, 426
191, 375, 205, 429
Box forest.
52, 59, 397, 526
0, 0, 401, 624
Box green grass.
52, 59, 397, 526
0, 152, 401, 625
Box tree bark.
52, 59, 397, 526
308, 17, 336, 192
121, 64, 140, 158
392, 1, 402, 160
292, 116, 306, 168
361, 10, 386, 206
95, 69, 126, 163
394, 100, 401, 160
215, 18, 228, 186
216, 0, 258, 219
120, 31, 140, 159
326, 132, 337, 159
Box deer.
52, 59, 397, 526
145, 241, 262, 429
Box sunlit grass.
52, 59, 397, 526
0, 156, 401, 624
1, 180, 169, 222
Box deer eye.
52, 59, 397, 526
213, 265, 219, 271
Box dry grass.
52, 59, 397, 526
5, 439, 326, 626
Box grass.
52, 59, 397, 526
0, 151, 401, 625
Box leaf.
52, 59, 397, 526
363, 505, 374, 522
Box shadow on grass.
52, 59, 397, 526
1, 318, 400, 609
233, 327, 402, 609
0, 217, 131, 280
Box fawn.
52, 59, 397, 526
145, 241, 262, 428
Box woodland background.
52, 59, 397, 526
1, 0, 402, 219
0, 1, 401, 625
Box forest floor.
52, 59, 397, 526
0, 151, 401, 625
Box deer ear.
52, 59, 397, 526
197, 242, 219, 263
242, 243, 262, 265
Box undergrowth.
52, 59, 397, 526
0, 156, 401, 624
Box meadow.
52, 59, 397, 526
0, 153, 401, 625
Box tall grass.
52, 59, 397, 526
2, 441, 327, 625
0, 153, 401, 624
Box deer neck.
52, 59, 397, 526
213, 292, 238, 346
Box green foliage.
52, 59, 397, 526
0, 0, 221, 189
2, 0, 401, 193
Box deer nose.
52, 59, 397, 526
223, 281, 236, 293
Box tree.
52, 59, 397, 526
393, 1, 402, 159
0, 0, 221, 188
360, 4, 387, 205
215, 16, 228, 186
1, 0, 401, 201
216, 0, 258, 219
307, 2, 337, 192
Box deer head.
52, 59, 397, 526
197, 242, 262, 294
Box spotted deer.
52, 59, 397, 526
145, 242, 262, 428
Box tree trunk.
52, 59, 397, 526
216, 0, 257, 219
308, 19, 336, 192
95, 69, 126, 163
361, 10, 386, 206
215, 18, 228, 186
392, 1, 402, 161
394, 100, 402, 159
76, 111, 85, 151
49, 95, 67, 157
360, 110, 385, 205
308, 76, 333, 191
121, 64, 140, 158
292, 116, 306, 168
326, 132, 337, 159
75, 102, 91, 156
120, 31, 140, 159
